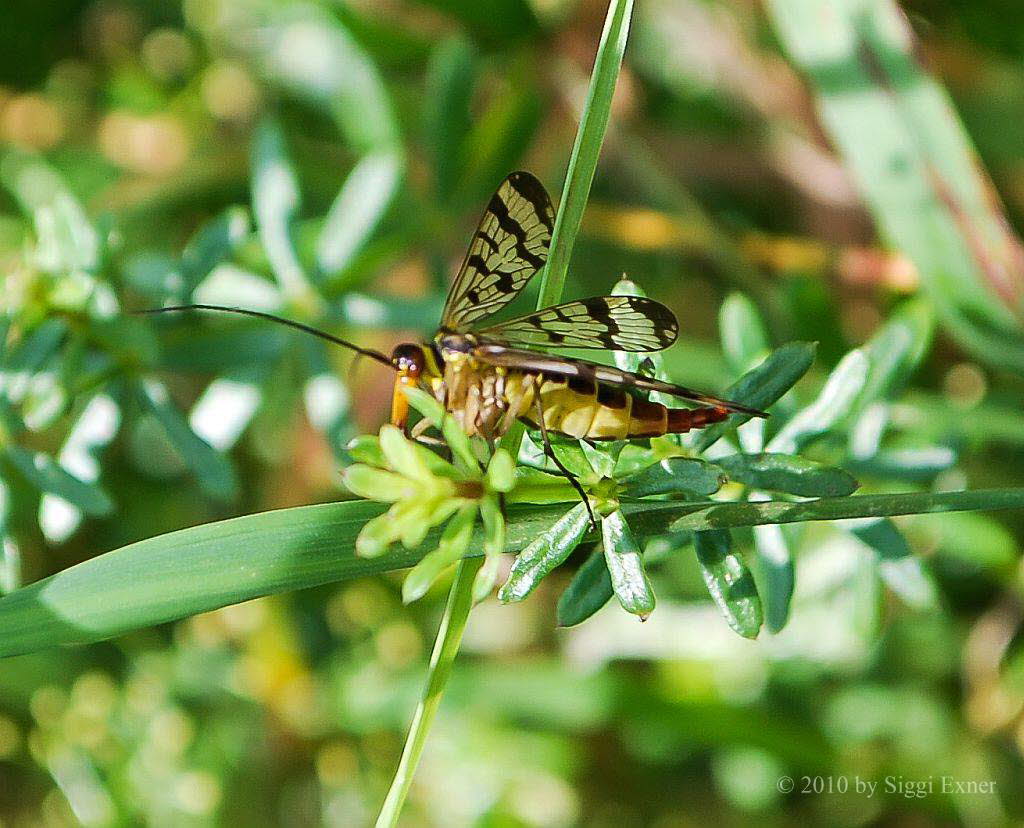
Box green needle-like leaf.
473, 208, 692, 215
4, 447, 112, 516
499, 503, 592, 603
622, 457, 726, 498
601, 509, 655, 618
689, 342, 818, 452
556, 548, 613, 627
251, 118, 310, 300
715, 453, 860, 498
693, 529, 762, 639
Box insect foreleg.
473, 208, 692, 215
533, 389, 597, 530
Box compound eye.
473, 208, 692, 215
390, 344, 424, 374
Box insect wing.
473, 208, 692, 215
440, 172, 554, 330
476, 295, 679, 352
471, 344, 767, 417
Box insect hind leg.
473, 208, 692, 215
533, 392, 597, 529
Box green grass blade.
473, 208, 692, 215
767, 0, 1024, 372
536, 0, 634, 309
374, 556, 482, 828
1, 488, 1023, 658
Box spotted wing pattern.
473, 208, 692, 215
440, 172, 555, 331
476, 295, 679, 352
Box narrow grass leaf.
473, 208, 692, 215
556, 547, 613, 627
499, 503, 592, 603
716, 453, 859, 498
1, 489, 1023, 656
768, 0, 1024, 372
537, 0, 634, 309
689, 342, 817, 452
623, 457, 725, 498
670, 488, 1024, 533
693, 529, 762, 639
602, 509, 655, 618
4, 447, 112, 516
139, 380, 237, 501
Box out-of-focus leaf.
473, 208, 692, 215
4, 446, 112, 516
693, 529, 762, 639
458, 66, 543, 209
844, 517, 938, 610
753, 515, 793, 634
424, 36, 476, 202
689, 342, 818, 452
846, 445, 957, 483
499, 503, 592, 603
0, 320, 67, 400
180, 207, 250, 290
190, 376, 262, 452
415, 0, 540, 43
768, 348, 869, 454
602, 509, 655, 618
622, 457, 725, 498
252, 6, 399, 150
556, 547, 613, 627
39, 394, 120, 544
716, 453, 859, 498
316, 150, 404, 278
138, 380, 237, 501
251, 118, 310, 299
720, 292, 770, 375
857, 299, 934, 409
0, 535, 19, 596
33, 193, 100, 275
768, 0, 1024, 372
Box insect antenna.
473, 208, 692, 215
136, 304, 393, 367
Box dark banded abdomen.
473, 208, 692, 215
512, 373, 729, 440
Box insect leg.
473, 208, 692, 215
533, 390, 597, 529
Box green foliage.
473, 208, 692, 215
2, 0, 1024, 824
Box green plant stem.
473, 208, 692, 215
375, 556, 483, 827
538, 0, 633, 309
499, 0, 633, 462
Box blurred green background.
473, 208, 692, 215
2, 0, 1024, 825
